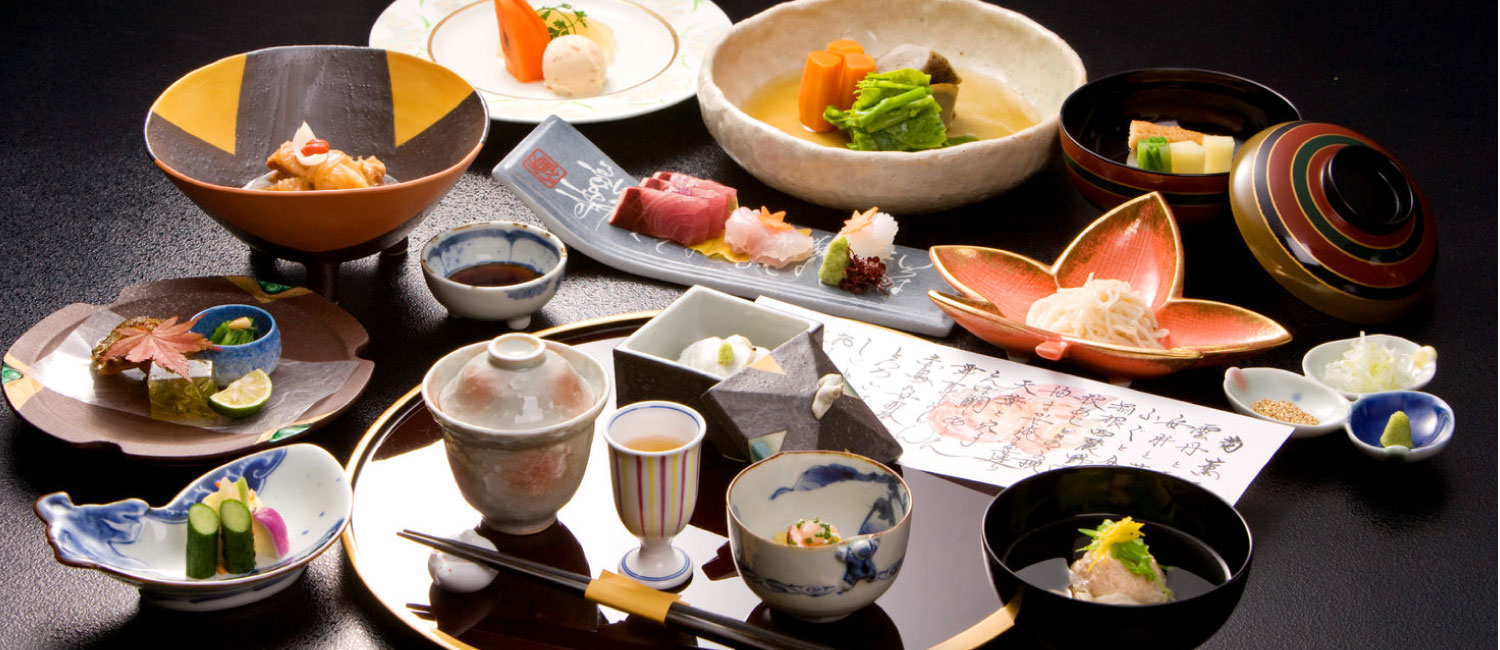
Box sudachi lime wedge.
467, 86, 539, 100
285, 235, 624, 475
210, 369, 272, 418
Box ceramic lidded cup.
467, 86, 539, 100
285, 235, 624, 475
422, 333, 609, 534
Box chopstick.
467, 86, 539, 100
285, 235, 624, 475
399, 530, 833, 650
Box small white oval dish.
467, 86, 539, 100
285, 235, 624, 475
1223, 367, 1351, 438
34, 444, 351, 611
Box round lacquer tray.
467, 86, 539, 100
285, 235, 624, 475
2, 276, 374, 462
341, 313, 1017, 649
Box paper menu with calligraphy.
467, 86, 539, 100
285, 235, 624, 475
758, 298, 1293, 505
490, 115, 954, 336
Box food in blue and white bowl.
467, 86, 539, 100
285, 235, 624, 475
33, 444, 349, 611
726, 450, 911, 621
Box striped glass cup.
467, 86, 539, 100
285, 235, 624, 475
602, 401, 706, 590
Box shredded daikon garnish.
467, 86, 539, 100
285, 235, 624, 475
1323, 332, 1434, 392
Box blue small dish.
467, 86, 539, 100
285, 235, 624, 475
420, 221, 567, 329
190, 303, 281, 387
1345, 391, 1453, 462
33, 444, 351, 611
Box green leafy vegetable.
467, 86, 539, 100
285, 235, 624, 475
209, 318, 258, 346
538, 3, 589, 39
822, 69, 971, 152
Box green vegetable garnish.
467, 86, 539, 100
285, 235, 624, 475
1078, 517, 1160, 581
717, 341, 734, 366
1136, 136, 1172, 172
822, 69, 971, 152
538, 3, 588, 39
209, 317, 258, 346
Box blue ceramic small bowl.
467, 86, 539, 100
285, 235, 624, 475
1345, 391, 1453, 462
190, 303, 281, 387
726, 450, 912, 622
420, 221, 567, 329
33, 444, 351, 611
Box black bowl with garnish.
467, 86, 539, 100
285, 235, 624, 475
981, 466, 1252, 649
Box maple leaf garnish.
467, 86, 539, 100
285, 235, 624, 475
102, 316, 219, 379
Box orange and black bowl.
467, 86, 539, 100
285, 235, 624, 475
145, 45, 488, 292
1059, 69, 1298, 224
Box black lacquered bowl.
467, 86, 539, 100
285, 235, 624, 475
1059, 68, 1299, 223
981, 466, 1252, 649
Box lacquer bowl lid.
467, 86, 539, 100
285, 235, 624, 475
1229, 121, 1436, 323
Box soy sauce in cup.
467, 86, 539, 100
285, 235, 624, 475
447, 262, 539, 287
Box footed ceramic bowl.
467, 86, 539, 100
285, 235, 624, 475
929, 192, 1290, 382
422, 334, 610, 535
726, 451, 912, 622
144, 45, 488, 296
33, 444, 351, 611
1222, 367, 1350, 438
1345, 391, 1453, 462
698, 0, 1085, 213
1302, 333, 1436, 400
420, 221, 567, 329
190, 303, 282, 386
1059, 68, 1300, 223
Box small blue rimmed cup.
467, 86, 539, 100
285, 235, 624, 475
420, 221, 567, 329
1345, 391, 1453, 462
190, 304, 280, 387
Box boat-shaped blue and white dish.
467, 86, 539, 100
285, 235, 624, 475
33, 444, 350, 611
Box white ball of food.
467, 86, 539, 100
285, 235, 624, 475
542, 35, 607, 97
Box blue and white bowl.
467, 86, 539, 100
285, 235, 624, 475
33, 444, 351, 611
726, 450, 912, 622
190, 303, 281, 387
420, 221, 567, 329
1345, 391, 1454, 462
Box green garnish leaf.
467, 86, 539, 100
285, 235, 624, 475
1110, 538, 1159, 581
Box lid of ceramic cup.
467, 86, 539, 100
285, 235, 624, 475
1229, 121, 1436, 323
437, 333, 596, 430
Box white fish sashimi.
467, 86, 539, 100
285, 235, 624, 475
839, 208, 898, 260
724, 206, 814, 268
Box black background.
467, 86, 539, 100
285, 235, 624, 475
1, 1, 1494, 648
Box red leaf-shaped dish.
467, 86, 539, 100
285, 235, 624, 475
929, 192, 1289, 381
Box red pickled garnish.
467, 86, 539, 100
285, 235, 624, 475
300, 138, 330, 156
840, 255, 891, 295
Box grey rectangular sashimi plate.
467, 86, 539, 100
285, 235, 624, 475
491, 116, 954, 336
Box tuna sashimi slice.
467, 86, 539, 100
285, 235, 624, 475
608, 186, 725, 246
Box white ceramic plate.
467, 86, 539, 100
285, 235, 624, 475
370, 0, 731, 123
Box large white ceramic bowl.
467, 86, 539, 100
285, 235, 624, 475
34, 444, 351, 611
698, 0, 1085, 213
726, 450, 912, 622
421, 334, 610, 535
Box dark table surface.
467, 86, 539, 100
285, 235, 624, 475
2, 1, 1494, 648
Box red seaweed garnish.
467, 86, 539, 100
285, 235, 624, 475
840, 255, 891, 295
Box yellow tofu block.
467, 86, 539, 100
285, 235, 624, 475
1169, 141, 1205, 174
1202, 135, 1235, 173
